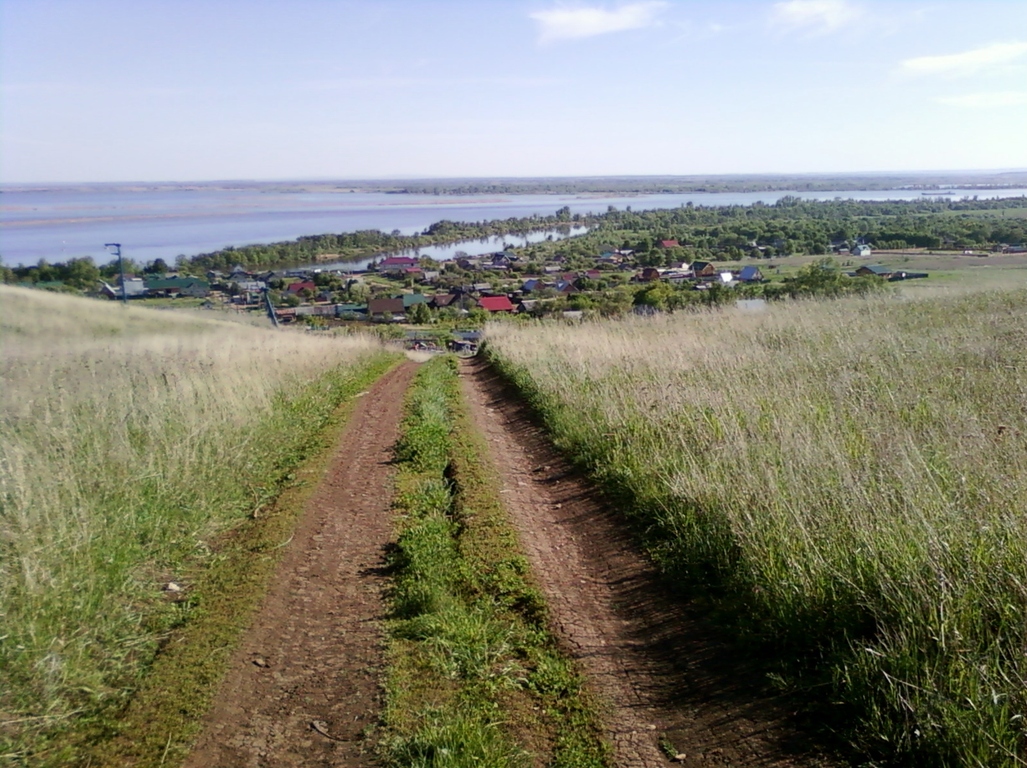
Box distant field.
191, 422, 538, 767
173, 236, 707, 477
717, 249, 1027, 293
486, 288, 1027, 766
941, 205, 1027, 219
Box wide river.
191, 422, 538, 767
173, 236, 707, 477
2, 185, 1026, 268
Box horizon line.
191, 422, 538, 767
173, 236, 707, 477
3, 168, 1027, 188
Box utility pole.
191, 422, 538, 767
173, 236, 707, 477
263, 287, 280, 328
105, 243, 126, 304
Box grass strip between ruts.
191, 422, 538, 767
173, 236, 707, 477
75, 352, 401, 768
380, 355, 610, 768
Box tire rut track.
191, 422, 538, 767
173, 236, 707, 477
460, 357, 838, 768
183, 361, 418, 768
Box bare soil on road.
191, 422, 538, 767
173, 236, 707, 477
183, 361, 418, 768
460, 357, 839, 768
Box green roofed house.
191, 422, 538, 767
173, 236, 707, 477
401, 293, 428, 309
335, 303, 368, 319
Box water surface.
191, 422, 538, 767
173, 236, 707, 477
3, 186, 1025, 267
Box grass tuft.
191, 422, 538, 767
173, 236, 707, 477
380, 356, 609, 767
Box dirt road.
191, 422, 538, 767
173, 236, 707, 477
183, 361, 418, 768
460, 358, 836, 768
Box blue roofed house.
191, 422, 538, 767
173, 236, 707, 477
738, 265, 764, 283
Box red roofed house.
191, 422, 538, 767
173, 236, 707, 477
478, 296, 515, 313
286, 280, 316, 295
659, 239, 679, 248
379, 256, 419, 274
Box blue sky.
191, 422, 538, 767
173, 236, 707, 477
2, 0, 1025, 182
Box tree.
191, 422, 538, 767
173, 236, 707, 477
406, 302, 431, 324
144, 258, 169, 275
344, 282, 370, 302
633, 283, 673, 310
63, 257, 100, 289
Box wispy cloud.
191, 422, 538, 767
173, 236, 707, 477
902, 41, 1027, 77
531, 2, 669, 43
936, 91, 1027, 108
771, 0, 863, 36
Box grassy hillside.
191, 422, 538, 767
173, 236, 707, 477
485, 290, 1027, 766
0, 287, 394, 764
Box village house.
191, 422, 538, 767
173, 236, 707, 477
855, 264, 894, 279
478, 296, 515, 313
429, 293, 457, 310
335, 303, 368, 319
101, 277, 147, 300
367, 297, 405, 321
402, 293, 428, 310
738, 265, 764, 283
689, 261, 718, 279
517, 299, 540, 314
233, 279, 267, 293
144, 276, 211, 298
294, 304, 335, 317
377, 256, 419, 274
285, 280, 316, 296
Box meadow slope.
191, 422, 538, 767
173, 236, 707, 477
485, 290, 1027, 766
0, 287, 391, 764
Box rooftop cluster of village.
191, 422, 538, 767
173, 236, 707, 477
97, 237, 924, 326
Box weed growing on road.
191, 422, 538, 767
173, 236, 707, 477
381, 356, 609, 767
0, 287, 395, 764
486, 290, 1027, 767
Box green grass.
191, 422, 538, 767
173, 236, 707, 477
485, 289, 1027, 767
380, 357, 609, 767
82, 354, 400, 767
0, 287, 397, 765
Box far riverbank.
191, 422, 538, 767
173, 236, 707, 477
3, 185, 1027, 267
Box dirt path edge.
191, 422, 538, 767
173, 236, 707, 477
460, 356, 838, 768
180, 360, 419, 768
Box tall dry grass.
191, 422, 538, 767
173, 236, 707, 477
0, 287, 388, 760
486, 290, 1027, 766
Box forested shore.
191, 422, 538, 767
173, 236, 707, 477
4, 195, 1026, 286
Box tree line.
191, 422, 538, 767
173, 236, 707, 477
4, 196, 1025, 288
